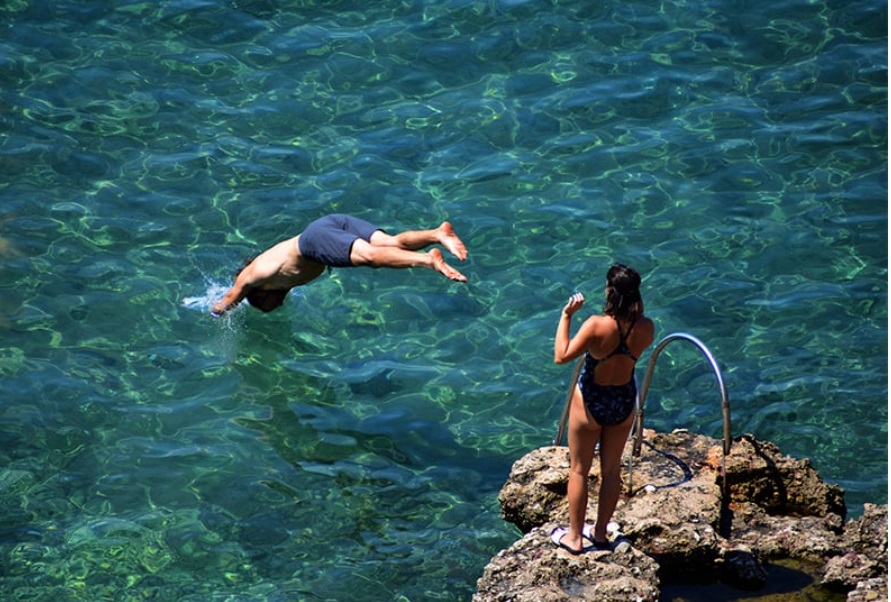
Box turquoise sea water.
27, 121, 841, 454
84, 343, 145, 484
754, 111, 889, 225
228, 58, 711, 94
0, 1, 886, 600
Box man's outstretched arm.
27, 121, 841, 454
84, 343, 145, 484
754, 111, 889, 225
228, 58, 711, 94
211, 284, 247, 316
211, 268, 254, 316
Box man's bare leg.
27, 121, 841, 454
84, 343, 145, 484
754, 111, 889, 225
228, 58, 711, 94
429, 248, 466, 282
351, 240, 467, 282
369, 222, 467, 261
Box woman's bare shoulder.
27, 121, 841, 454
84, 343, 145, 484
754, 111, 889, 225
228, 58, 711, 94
581, 313, 612, 330
638, 315, 655, 329
635, 316, 656, 343
577, 314, 616, 343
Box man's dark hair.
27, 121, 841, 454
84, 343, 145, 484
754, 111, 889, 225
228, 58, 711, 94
237, 256, 287, 312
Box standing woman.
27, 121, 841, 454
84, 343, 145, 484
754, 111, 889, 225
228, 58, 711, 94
551, 264, 655, 554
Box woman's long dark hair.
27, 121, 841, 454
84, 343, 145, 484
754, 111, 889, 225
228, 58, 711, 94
603, 263, 644, 323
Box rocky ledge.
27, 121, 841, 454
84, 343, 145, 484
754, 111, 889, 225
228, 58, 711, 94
474, 430, 887, 602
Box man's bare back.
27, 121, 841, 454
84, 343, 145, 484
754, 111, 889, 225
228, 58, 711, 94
243, 236, 325, 290
212, 214, 467, 316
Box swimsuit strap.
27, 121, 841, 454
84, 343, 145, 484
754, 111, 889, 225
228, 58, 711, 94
605, 318, 638, 362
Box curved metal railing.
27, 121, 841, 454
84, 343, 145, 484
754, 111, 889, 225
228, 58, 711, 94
632, 332, 731, 456
628, 332, 731, 496
552, 356, 584, 446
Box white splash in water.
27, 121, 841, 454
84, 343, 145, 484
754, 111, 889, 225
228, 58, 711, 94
181, 282, 230, 312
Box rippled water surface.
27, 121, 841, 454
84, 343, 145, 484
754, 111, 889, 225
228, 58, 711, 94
0, 0, 886, 600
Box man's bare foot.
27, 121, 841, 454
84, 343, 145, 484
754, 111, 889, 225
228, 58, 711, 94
430, 249, 467, 282
437, 222, 467, 261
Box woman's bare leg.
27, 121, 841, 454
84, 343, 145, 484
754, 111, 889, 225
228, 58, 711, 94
593, 412, 634, 542
561, 387, 600, 552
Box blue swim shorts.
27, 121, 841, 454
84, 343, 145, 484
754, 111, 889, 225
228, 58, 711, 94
298, 214, 383, 267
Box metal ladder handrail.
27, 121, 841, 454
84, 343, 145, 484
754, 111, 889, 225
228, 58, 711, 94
553, 356, 584, 446
632, 332, 731, 455
628, 332, 731, 495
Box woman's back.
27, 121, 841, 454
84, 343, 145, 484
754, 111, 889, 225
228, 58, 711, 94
585, 315, 654, 386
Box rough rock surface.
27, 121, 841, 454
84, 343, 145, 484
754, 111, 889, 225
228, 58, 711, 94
822, 504, 889, 593
473, 524, 660, 602
475, 429, 887, 601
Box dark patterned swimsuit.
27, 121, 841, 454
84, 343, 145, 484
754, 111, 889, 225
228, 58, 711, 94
577, 319, 638, 426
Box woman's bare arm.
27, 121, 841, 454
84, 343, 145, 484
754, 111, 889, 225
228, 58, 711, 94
554, 292, 598, 364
